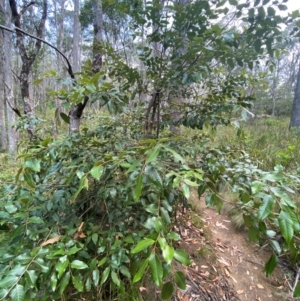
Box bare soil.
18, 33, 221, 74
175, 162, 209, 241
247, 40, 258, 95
175, 193, 294, 301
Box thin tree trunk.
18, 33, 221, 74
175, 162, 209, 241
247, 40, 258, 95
73, 0, 80, 72
290, 63, 300, 128
0, 1, 7, 149
9, 0, 48, 140
4, 0, 17, 155
69, 0, 103, 134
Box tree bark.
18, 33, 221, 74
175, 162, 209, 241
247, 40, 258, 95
73, 0, 80, 72
0, 1, 7, 150
9, 0, 48, 140
290, 63, 300, 128
92, 0, 103, 73
2, 0, 17, 155
69, 0, 103, 134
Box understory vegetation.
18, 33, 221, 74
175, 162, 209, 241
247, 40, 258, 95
0, 112, 300, 300
0, 0, 300, 300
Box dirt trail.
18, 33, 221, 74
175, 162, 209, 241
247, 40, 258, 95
200, 205, 291, 301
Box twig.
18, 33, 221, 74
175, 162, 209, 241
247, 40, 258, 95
292, 267, 300, 296
0, 24, 74, 79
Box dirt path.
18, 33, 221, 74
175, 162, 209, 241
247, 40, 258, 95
200, 205, 291, 301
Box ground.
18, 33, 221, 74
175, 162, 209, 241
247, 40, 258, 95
172, 193, 295, 301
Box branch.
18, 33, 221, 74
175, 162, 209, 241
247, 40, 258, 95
0, 24, 75, 79
19, 1, 36, 16
4, 82, 22, 117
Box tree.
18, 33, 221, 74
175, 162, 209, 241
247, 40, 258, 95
73, 0, 81, 72
0, 0, 7, 150
9, 0, 48, 140
68, 0, 103, 134
290, 62, 300, 128
0, 0, 17, 155
2, 1, 300, 300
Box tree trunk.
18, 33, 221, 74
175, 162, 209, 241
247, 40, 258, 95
69, 0, 103, 134
2, 0, 17, 155
9, 0, 48, 140
290, 63, 300, 128
73, 0, 80, 72
0, 2, 7, 150
92, 0, 103, 73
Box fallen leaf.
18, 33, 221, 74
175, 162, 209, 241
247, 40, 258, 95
217, 257, 231, 267
139, 287, 147, 292
237, 290, 244, 294
257, 284, 264, 289
40, 236, 61, 247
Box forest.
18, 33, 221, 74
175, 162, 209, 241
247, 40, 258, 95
0, 0, 300, 300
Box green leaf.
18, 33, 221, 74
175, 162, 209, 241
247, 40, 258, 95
72, 275, 84, 292
145, 204, 159, 215
60, 112, 70, 124
294, 282, 300, 297
174, 249, 191, 266
161, 244, 174, 264
70, 260, 88, 270
133, 259, 149, 283
164, 147, 185, 163
100, 267, 110, 285
172, 177, 181, 188
251, 181, 265, 195
0, 289, 8, 299
145, 166, 163, 186
23, 172, 36, 188
85, 277, 92, 292
92, 269, 100, 286
0, 275, 18, 289
160, 207, 171, 224
267, 6, 275, 16
254, 0, 260, 6
278, 4, 287, 10
28, 217, 44, 224
264, 254, 278, 277
56, 259, 69, 279
92, 233, 98, 245
111, 271, 120, 286
59, 272, 71, 295
133, 174, 143, 202
10, 284, 24, 301
278, 211, 293, 244
25, 270, 38, 287
229, 0, 237, 5
258, 6, 265, 18
174, 271, 186, 290
120, 266, 131, 279
258, 195, 275, 220
90, 164, 104, 180
262, 0, 270, 4
254, 39, 261, 53
4, 204, 18, 214
50, 273, 58, 292
182, 183, 190, 199
131, 239, 155, 254
25, 158, 41, 172
145, 146, 160, 164
269, 240, 281, 255
248, 226, 259, 242
161, 281, 174, 300
149, 253, 163, 286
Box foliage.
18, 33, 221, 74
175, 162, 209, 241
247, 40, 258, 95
216, 118, 300, 172
1, 0, 300, 300
0, 113, 300, 300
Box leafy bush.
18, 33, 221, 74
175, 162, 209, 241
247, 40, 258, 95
1, 113, 300, 300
